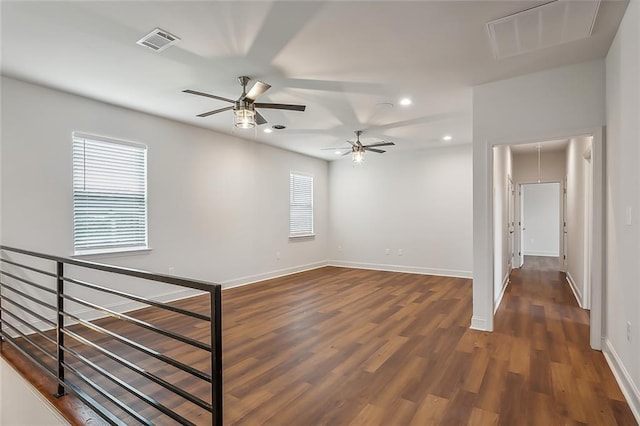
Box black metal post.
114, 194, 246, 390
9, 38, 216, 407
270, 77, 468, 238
55, 261, 66, 397
0, 252, 2, 342
211, 286, 223, 425
0, 305, 4, 343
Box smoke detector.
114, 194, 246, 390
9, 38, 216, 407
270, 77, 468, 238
136, 28, 180, 52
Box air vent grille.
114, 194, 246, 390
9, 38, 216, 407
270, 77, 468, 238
136, 28, 180, 52
487, 0, 600, 59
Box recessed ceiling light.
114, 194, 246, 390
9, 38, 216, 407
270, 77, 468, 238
335, 150, 342, 155
399, 98, 412, 106
443, 135, 453, 141
272, 124, 286, 130
264, 128, 273, 133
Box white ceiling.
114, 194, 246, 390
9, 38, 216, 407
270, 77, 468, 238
0, 1, 628, 160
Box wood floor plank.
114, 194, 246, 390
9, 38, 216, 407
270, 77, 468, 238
1, 257, 637, 425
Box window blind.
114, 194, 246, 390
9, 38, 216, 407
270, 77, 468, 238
73, 134, 148, 254
289, 172, 314, 237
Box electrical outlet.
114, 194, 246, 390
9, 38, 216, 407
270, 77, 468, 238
168, 266, 175, 274
385, 248, 390, 255
276, 251, 281, 260
337, 245, 343, 252
398, 249, 403, 256
627, 322, 632, 342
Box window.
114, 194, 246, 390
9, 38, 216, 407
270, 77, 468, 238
73, 133, 148, 254
289, 172, 314, 238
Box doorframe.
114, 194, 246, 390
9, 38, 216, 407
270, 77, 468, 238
486, 127, 604, 350
507, 175, 515, 270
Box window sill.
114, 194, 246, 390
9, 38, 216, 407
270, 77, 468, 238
289, 235, 315, 241
72, 247, 152, 260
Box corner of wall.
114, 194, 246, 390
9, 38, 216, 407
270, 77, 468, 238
603, 339, 640, 424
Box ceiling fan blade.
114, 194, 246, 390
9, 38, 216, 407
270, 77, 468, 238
196, 106, 234, 117
364, 147, 386, 153
254, 103, 306, 112
346, 140, 356, 147
342, 151, 352, 156
364, 141, 395, 148
183, 89, 235, 104
245, 81, 271, 102
255, 111, 268, 125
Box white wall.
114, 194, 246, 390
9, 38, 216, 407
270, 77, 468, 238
0, 77, 329, 289
565, 136, 592, 306
472, 59, 605, 331
512, 149, 566, 263
604, 0, 640, 420
521, 183, 560, 256
329, 145, 473, 278
0, 358, 69, 426
492, 145, 512, 308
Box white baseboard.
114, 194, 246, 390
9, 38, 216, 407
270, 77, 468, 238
494, 272, 510, 313
220, 261, 328, 290
565, 272, 583, 308
603, 338, 640, 424
470, 316, 490, 331
327, 260, 472, 279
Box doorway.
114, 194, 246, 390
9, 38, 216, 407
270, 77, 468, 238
520, 182, 561, 260
508, 176, 516, 269
489, 131, 603, 350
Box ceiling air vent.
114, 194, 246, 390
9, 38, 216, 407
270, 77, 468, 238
136, 28, 180, 52
487, 0, 600, 59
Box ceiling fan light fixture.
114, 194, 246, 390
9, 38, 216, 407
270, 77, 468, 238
234, 107, 256, 129
353, 147, 365, 163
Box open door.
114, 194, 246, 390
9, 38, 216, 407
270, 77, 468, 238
563, 177, 568, 272
508, 176, 516, 269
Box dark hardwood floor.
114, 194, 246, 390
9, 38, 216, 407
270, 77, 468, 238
1, 258, 636, 425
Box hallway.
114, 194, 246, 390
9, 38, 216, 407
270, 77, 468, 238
492, 255, 636, 424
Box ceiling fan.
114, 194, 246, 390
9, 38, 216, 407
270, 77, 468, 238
183, 76, 306, 128
323, 130, 395, 162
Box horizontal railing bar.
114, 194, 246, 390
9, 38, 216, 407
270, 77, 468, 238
1, 308, 57, 348
62, 311, 212, 383
1, 331, 123, 426
62, 293, 211, 352
1, 320, 56, 364
63, 276, 210, 322
1, 244, 223, 423
61, 361, 152, 426
0, 282, 57, 312
61, 344, 197, 426
0, 270, 56, 295
0, 329, 57, 377
0, 258, 57, 278
1, 245, 219, 293
1, 294, 57, 328
63, 328, 213, 412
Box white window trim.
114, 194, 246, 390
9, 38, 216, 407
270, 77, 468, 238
72, 132, 149, 256
289, 171, 314, 239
